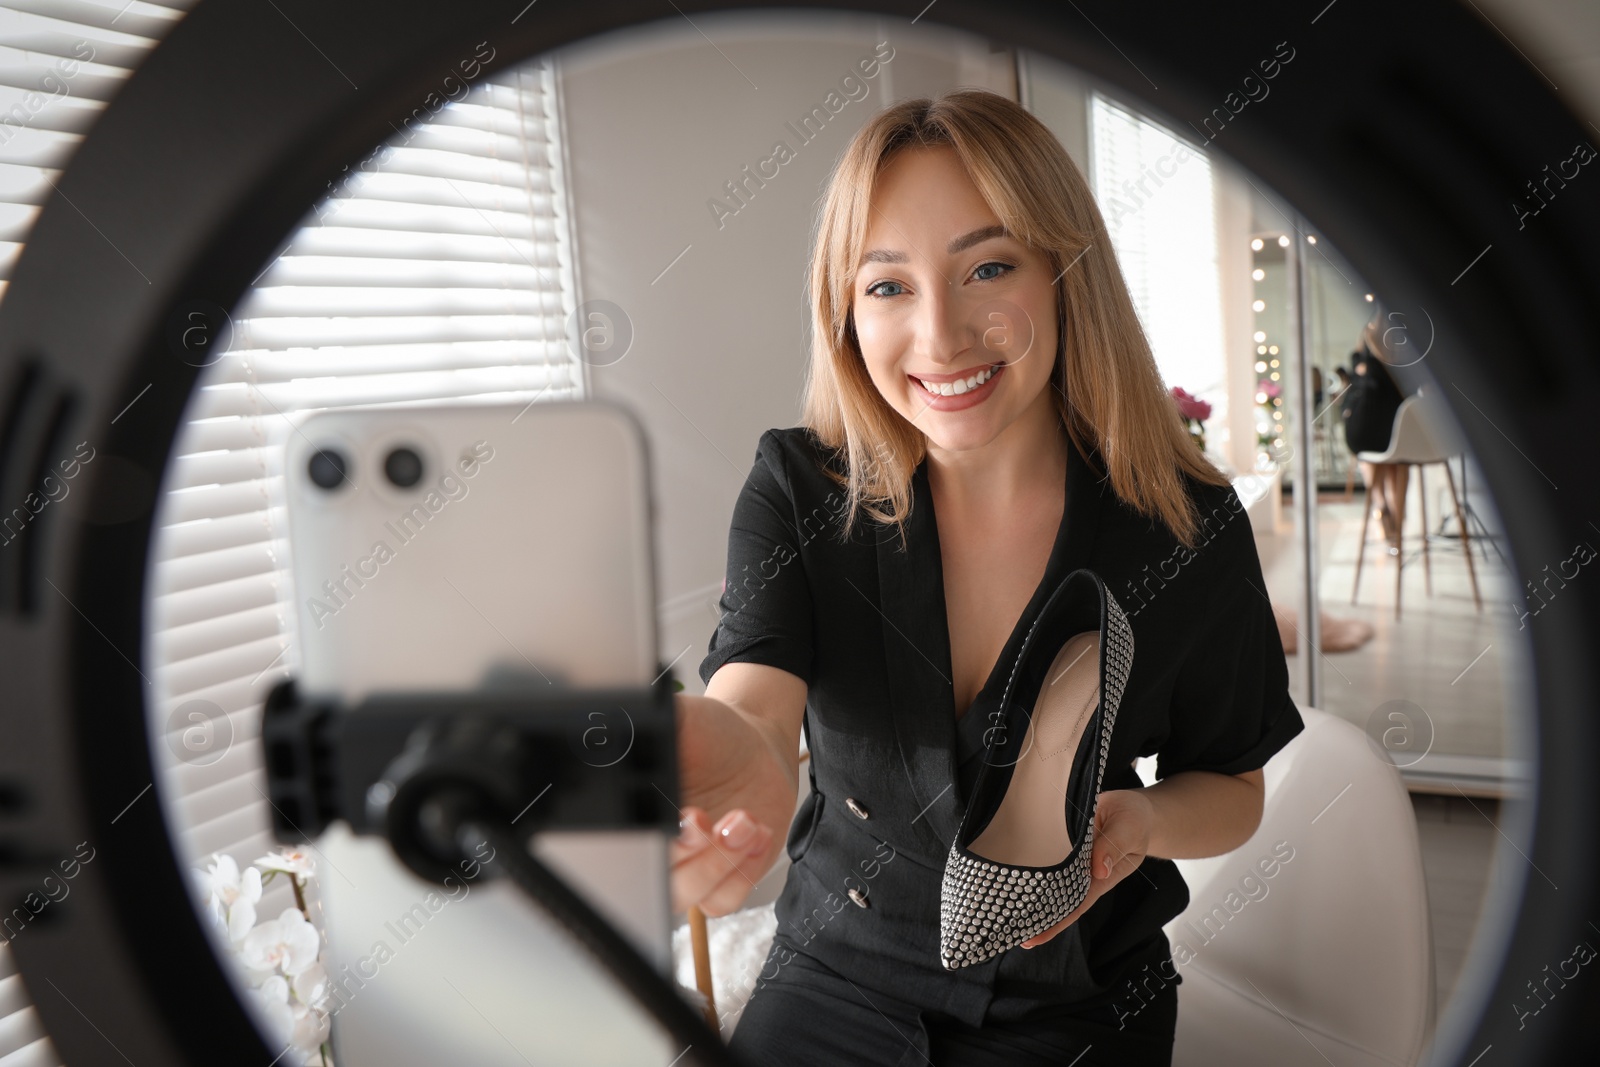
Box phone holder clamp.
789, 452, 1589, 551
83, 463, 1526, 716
260, 672, 681, 886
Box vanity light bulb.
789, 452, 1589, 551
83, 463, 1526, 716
1252, 268, 1265, 281
1278, 235, 1290, 247
1252, 238, 1264, 251
1255, 361, 1268, 372
1253, 331, 1267, 343
1253, 300, 1266, 312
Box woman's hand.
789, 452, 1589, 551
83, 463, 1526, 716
670, 804, 775, 917
1020, 788, 1154, 949
669, 689, 798, 917
1019, 767, 1266, 948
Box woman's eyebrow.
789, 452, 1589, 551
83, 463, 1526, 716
946, 223, 1008, 254
857, 224, 1011, 268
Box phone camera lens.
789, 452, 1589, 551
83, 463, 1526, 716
385, 447, 424, 488
307, 449, 348, 490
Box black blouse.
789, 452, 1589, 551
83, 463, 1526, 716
698, 425, 1304, 1026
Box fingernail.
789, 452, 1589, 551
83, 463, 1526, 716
720, 811, 756, 849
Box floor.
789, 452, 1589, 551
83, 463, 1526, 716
1413, 794, 1507, 1018
1254, 487, 1534, 784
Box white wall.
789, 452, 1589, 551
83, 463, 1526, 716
556, 13, 1015, 690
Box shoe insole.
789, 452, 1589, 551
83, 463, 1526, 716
968, 631, 1100, 869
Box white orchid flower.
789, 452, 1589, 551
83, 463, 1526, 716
240, 908, 321, 977
292, 961, 328, 1010
247, 974, 295, 1049
194, 853, 262, 942
254, 847, 316, 880
290, 998, 331, 1056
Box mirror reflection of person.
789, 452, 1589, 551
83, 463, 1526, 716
1341, 318, 1409, 552
674, 89, 1302, 1065
1332, 365, 1351, 401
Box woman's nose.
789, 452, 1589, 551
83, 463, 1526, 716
913, 280, 971, 366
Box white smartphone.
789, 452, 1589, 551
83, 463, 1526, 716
282, 400, 678, 1066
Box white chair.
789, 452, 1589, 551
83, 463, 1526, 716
677, 708, 1438, 1064
1162, 707, 1436, 1066
1352, 392, 1483, 618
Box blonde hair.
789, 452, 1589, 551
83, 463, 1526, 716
799, 87, 1229, 549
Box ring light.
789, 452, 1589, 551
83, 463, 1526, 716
0, 1, 1594, 1063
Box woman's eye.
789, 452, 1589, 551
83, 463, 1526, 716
972, 261, 1014, 282
865, 280, 905, 298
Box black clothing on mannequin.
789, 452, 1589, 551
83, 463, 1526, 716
1341, 342, 1404, 454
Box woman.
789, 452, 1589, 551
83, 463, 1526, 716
673, 89, 1303, 1065
1341, 317, 1409, 551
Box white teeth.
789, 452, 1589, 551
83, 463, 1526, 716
919, 364, 997, 397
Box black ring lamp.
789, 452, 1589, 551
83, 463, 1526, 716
0, 1, 1594, 1063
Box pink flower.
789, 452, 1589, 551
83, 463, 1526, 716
1170, 386, 1212, 422
1260, 380, 1281, 399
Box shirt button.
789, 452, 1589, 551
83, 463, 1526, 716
845, 797, 870, 819
847, 887, 870, 909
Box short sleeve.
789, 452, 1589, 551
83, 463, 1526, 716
697, 430, 816, 688
1155, 492, 1304, 781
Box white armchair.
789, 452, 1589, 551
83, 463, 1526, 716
1156, 707, 1436, 1065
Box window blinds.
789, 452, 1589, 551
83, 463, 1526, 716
1088, 91, 1226, 410
145, 56, 583, 912
0, 4, 191, 1063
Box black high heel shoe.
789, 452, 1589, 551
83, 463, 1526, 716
938, 568, 1133, 970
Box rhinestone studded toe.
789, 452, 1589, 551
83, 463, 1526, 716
938, 577, 1134, 970
938, 825, 1097, 969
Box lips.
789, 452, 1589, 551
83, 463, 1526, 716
909, 360, 1007, 412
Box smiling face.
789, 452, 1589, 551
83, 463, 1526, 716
851, 145, 1061, 456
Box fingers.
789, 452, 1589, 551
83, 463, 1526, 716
667, 807, 713, 866
1023, 822, 1147, 949
1092, 825, 1143, 882
1090, 800, 1146, 881
669, 806, 774, 916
